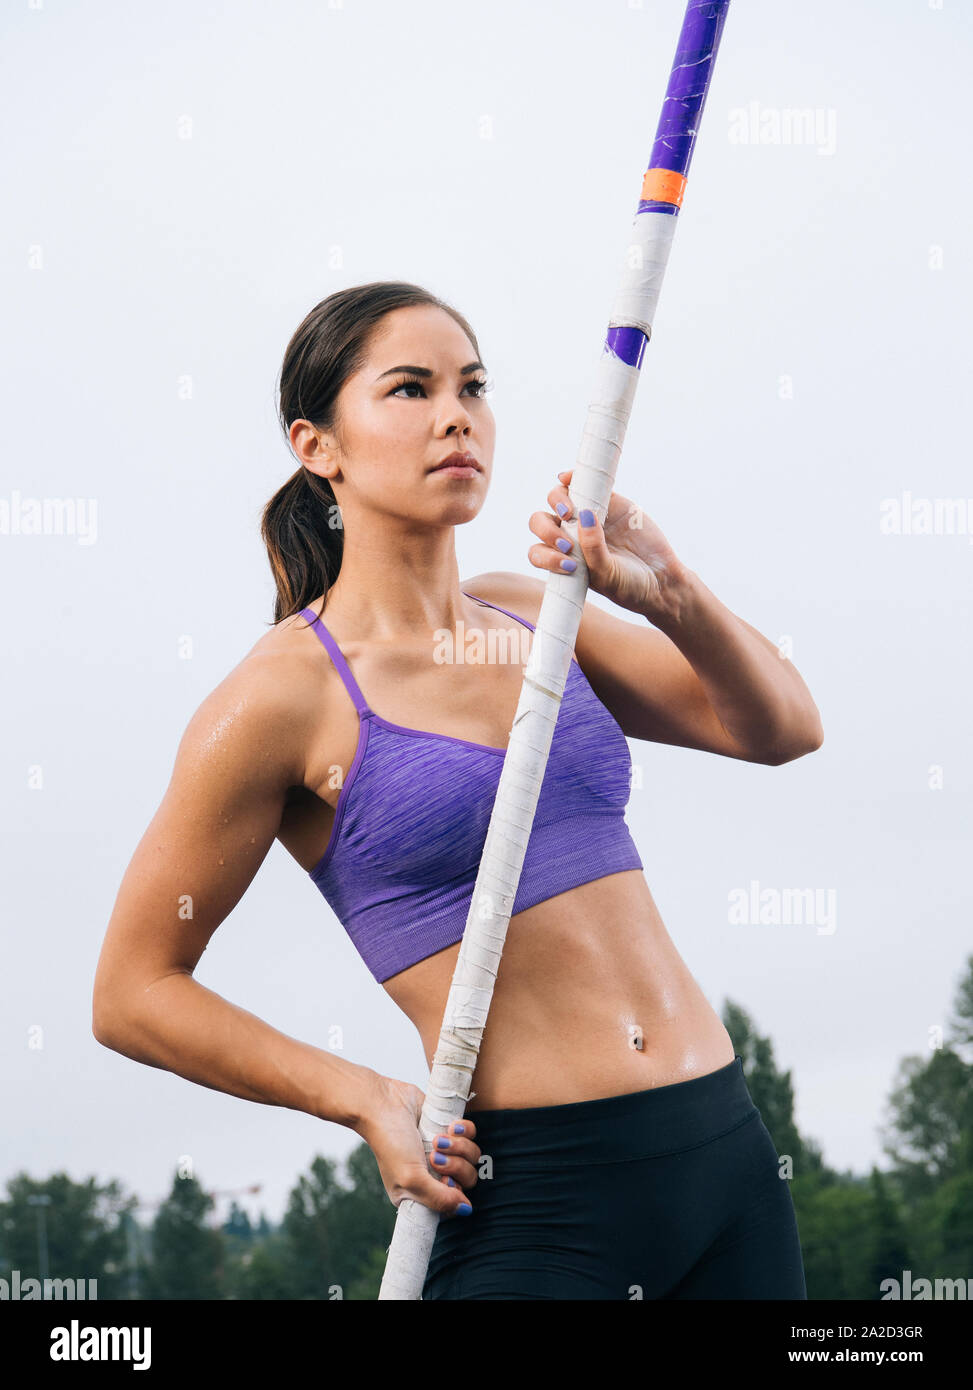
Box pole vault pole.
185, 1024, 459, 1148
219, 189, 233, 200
379, 0, 732, 1300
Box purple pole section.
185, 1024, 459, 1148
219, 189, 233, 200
607, 0, 731, 368
605, 324, 650, 371
647, 0, 731, 183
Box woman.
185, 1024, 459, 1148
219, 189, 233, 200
93, 280, 822, 1301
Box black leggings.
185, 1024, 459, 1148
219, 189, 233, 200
422, 1055, 807, 1300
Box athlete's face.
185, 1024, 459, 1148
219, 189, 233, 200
298, 304, 495, 528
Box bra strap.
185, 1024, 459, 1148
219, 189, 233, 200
463, 591, 536, 633
300, 607, 371, 716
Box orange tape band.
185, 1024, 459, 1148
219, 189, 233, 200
640, 167, 687, 207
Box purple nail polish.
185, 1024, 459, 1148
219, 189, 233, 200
560, 558, 577, 572
556, 537, 572, 553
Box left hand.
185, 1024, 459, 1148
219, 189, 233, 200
527, 469, 688, 618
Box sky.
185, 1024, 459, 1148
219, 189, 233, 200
2, 0, 971, 1235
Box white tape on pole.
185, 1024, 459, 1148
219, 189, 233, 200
378, 211, 679, 1301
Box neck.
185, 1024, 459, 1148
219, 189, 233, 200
320, 522, 476, 642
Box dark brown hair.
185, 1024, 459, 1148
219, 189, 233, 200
262, 281, 482, 624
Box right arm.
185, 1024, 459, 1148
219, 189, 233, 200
92, 648, 479, 1215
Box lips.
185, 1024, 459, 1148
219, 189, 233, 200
431, 452, 481, 472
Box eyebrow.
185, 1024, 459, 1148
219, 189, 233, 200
375, 361, 485, 382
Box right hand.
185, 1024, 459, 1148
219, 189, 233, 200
359, 1074, 482, 1217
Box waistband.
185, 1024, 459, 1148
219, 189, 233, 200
462, 1056, 757, 1164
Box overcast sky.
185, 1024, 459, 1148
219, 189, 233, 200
2, 0, 971, 1234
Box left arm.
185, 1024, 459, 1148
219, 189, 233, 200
573, 566, 822, 765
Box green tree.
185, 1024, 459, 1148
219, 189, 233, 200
921, 1170, 973, 1270
327, 1144, 395, 1275
142, 1172, 226, 1299
865, 1166, 912, 1295
947, 953, 973, 1052
222, 1200, 254, 1243
225, 1229, 294, 1299
252, 1146, 397, 1299
876, 958, 973, 1273
0, 1172, 132, 1298
278, 1155, 344, 1298
346, 1244, 392, 1301
795, 1176, 882, 1299
722, 1000, 824, 1177
880, 1048, 972, 1201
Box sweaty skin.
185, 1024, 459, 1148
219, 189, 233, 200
275, 581, 736, 1111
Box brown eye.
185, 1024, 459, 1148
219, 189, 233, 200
389, 375, 493, 399
466, 377, 493, 398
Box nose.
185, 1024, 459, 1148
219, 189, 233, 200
440, 397, 474, 439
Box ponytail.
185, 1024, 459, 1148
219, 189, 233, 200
260, 467, 343, 624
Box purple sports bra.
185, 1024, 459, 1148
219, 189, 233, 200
299, 593, 644, 983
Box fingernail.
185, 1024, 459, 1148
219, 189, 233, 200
433, 1153, 447, 1165
453, 1123, 465, 1134
436, 1137, 451, 1150
560, 558, 577, 572
579, 509, 594, 527
458, 1203, 472, 1215
556, 502, 569, 517
446, 1177, 457, 1186
555, 537, 572, 553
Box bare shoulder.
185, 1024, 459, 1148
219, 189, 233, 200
460, 570, 649, 681
176, 609, 331, 790
460, 571, 546, 622
461, 569, 600, 655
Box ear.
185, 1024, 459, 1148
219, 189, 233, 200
290, 420, 339, 482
